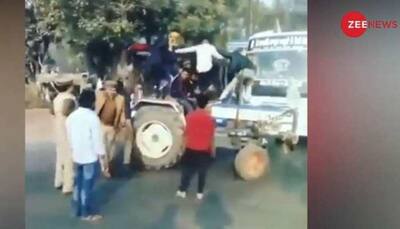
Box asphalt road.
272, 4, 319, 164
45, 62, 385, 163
25, 109, 307, 229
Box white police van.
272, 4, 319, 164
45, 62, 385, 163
212, 31, 307, 141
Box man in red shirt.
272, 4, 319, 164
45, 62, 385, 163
176, 94, 215, 200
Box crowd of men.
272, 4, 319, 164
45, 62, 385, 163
51, 44, 221, 223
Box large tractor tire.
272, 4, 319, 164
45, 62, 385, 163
234, 143, 270, 181
133, 106, 185, 170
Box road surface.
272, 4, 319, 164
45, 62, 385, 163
26, 109, 306, 229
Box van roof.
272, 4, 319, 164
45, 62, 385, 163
249, 31, 307, 40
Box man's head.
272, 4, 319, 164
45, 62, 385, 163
103, 80, 117, 97
54, 77, 74, 93
168, 31, 184, 48
202, 39, 209, 44
196, 93, 210, 109
78, 89, 96, 110
180, 70, 188, 80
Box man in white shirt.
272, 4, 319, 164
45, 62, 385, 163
66, 89, 109, 222
175, 39, 226, 92
175, 39, 224, 73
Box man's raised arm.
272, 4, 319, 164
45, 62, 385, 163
175, 45, 198, 54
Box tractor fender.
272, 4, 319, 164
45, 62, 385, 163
131, 99, 186, 127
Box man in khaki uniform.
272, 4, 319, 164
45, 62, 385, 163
52, 78, 77, 194
95, 81, 126, 176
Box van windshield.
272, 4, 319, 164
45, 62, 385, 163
254, 50, 306, 79
249, 49, 307, 97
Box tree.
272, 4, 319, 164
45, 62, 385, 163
128, 0, 180, 43
27, 0, 240, 76
31, 0, 234, 48
169, 0, 229, 44
25, 0, 53, 81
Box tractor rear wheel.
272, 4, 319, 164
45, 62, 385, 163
133, 106, 185, 170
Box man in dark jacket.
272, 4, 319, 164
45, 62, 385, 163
218, 48, 255, 86
145, 35, 179, 97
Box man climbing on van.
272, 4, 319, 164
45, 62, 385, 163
175, 39, 226, 93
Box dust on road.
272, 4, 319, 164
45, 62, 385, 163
26, 109, 54, 144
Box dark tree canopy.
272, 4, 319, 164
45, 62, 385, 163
25, 0, 306, 77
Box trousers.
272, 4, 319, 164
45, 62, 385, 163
179, 149, 212, 193
72, 161, 100, 217
101, 124, 117, 165
121, 120, 134, 165
54, 116, 74, 193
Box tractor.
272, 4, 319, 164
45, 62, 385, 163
129, 31, 306, 181
128, 32, 230, 170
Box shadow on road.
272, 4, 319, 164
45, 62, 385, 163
267, 141, 307, 202
148, 204, 179, 229
217, 143, 307, 203
95, 147, 134, 210
195, 191, 232, 229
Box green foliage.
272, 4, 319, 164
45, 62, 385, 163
28, 0, 305, 55
31, 0, 233, 48
170, 0, 228, 43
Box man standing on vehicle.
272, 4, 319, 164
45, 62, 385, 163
224, 48, 255, 84
95, 80, 126, 177
175, 39, 226, 93
176, 94, 215, 200
66, 89, 108, 222
219, 69, 255, 104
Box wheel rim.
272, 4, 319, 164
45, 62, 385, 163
136, 120, 173, 159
